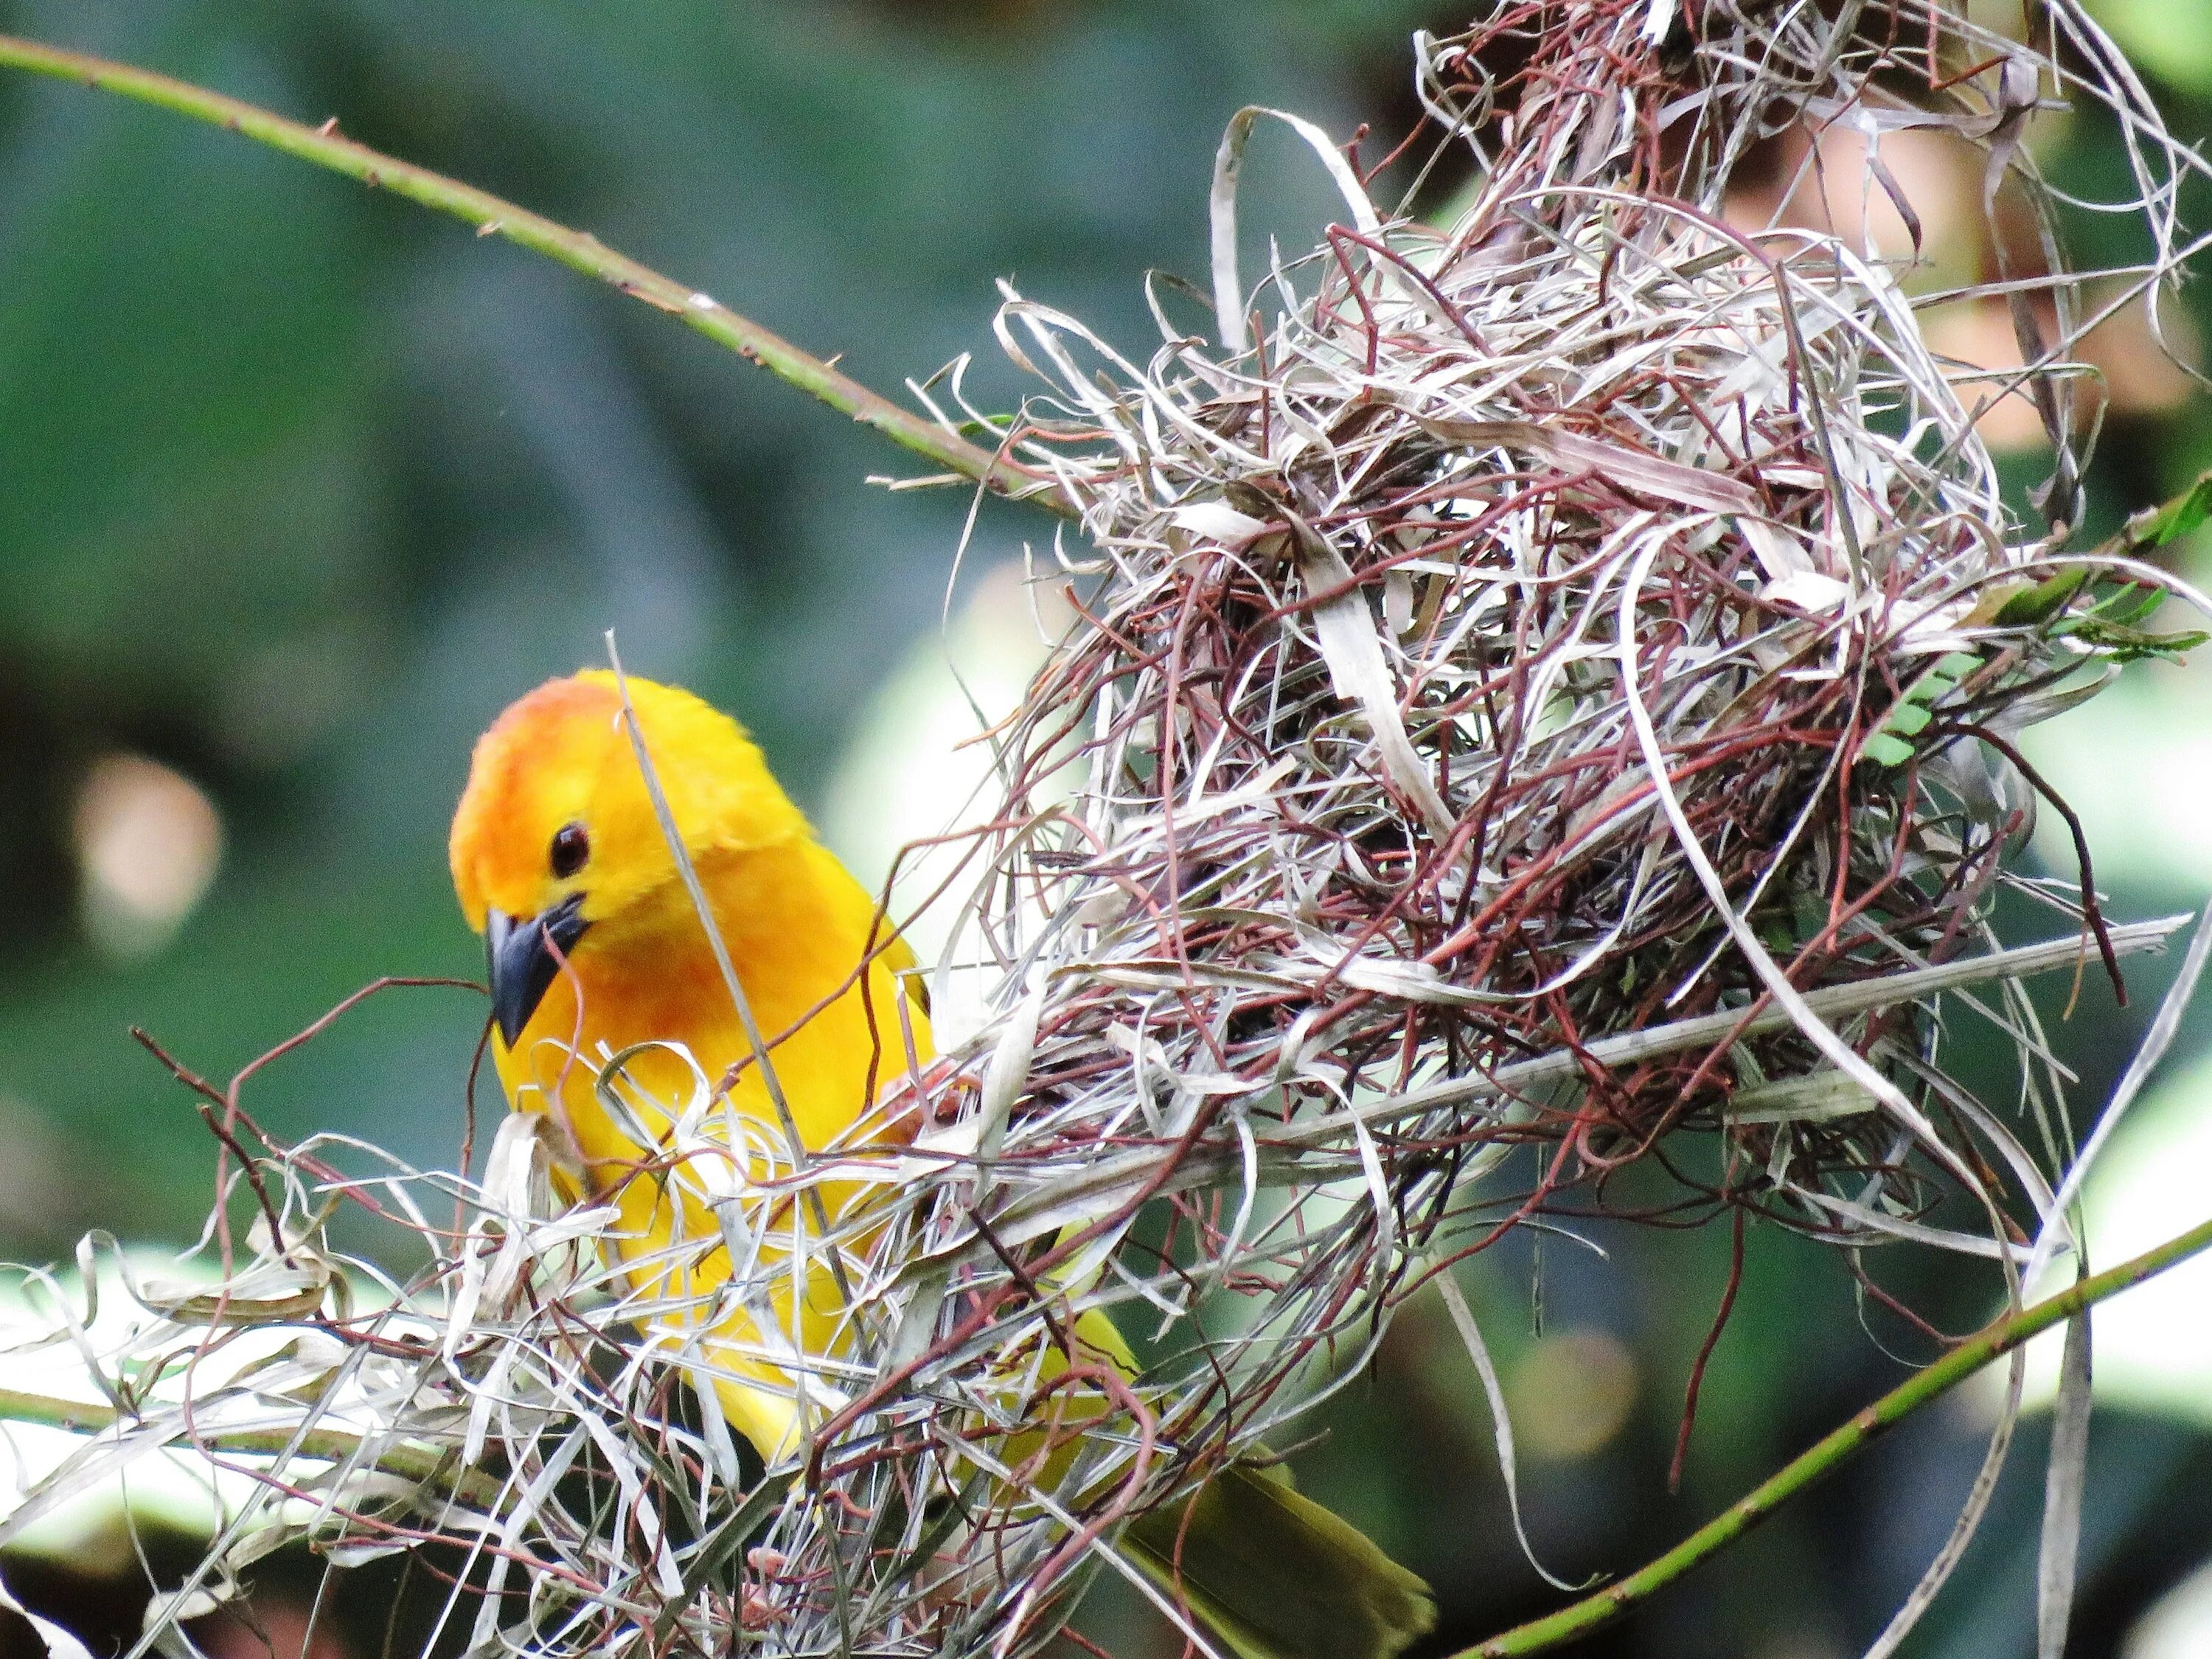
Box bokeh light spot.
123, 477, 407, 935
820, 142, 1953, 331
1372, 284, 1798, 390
71, 755, 223, 962
1505, 1329, 1640, 1462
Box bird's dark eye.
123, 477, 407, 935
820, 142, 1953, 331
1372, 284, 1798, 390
549, 821, 591, 880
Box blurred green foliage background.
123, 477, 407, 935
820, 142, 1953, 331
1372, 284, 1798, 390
0, 2, 2207, 1655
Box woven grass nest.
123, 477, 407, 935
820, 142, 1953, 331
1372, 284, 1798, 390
14, 4, 2212, 1658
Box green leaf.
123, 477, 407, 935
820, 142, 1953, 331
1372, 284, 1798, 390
1791, 889, 1829, 942
2121, 467, 2212, 552
1916, 669, 1960, 699
2066, 618, 2211, 663
1885, 701, 1933, 736
1862, 731, 1916, 768
2118, 588, 2172, 627
2084, 582, 2166, 628
1990, 566, 2090, 627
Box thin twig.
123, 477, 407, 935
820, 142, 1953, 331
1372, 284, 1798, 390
0, 32, 1068, 514
1460, 1206, 2212, 1657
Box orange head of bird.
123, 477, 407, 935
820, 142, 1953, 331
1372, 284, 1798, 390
449, 670, 806, 1046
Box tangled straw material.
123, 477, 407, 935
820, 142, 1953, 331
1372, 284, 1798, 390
9, 5, 2212, 1657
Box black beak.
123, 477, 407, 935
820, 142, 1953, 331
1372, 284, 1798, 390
486, 893, 591, 1047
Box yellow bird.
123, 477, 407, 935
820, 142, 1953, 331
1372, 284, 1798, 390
449, 669, 1434, 1659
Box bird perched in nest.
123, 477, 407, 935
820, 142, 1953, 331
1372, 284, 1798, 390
448, 668, 1434, 1659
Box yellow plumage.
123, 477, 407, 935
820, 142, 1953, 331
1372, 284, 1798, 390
449, 669, 1433, 1659
449, 670, 924, 1457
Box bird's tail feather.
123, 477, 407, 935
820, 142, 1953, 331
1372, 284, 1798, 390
1122, 1463, 1436, 1659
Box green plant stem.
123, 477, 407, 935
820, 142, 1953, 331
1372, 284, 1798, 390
0, 1382, 504, 1512
1461, 1208, 2212, 1657
0, 32, 1060, 512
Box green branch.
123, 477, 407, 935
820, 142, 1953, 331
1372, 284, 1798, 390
0, 32, 1063, 512
0, 1382, 505, 1514
1461, 1209, 2212, 1657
